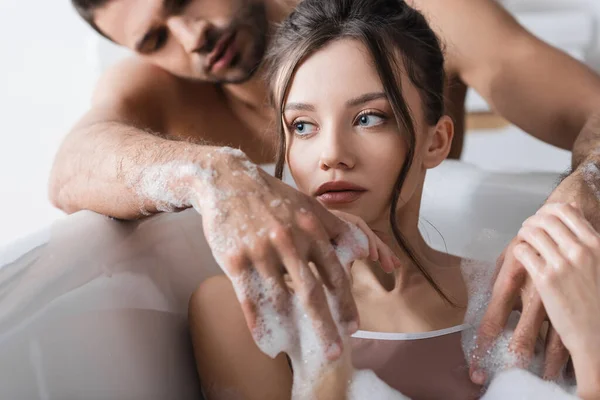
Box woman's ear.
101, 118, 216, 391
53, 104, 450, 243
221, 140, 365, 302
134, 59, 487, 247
422, 115, 454, 169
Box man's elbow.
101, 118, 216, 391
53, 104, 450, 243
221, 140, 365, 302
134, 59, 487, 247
47, 166, 76, 214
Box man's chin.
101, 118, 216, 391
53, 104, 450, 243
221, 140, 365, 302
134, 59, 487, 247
210, 67, 258, 85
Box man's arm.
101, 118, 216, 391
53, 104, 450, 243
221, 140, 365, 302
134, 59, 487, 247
48, 58, 213, 219
49, 59, 361, 366
419, 0, 600, 383
412, 0, 600, 152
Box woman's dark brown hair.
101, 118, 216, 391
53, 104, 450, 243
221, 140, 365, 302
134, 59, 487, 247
266, 0, 452, 302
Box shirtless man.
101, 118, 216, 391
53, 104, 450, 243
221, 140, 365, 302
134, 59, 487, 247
52, 0, 600, 386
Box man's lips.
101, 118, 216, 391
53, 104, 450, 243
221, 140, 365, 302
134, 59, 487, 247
315, 181, 367, 205
206, 31, 237, 72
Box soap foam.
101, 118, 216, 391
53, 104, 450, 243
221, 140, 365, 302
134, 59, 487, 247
133, 147, 264, 218
460, 257, 545, 384
334, 222, 369, 269
136, 161, 217, 214
482, 369, 578, 400
582, 161, 600, 200
348, 369, 410, 400
459, 230, 576, 392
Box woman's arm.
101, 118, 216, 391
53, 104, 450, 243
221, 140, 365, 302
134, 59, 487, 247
189, 275, 356, 400
189, 275, 294, 400
513, 203, 600, 399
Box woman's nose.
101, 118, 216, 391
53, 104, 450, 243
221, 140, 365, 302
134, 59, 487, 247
319, 128, 356, 171
167, 17, 210, 53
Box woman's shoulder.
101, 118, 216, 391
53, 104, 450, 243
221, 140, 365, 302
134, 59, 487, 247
188, 274, 293, 400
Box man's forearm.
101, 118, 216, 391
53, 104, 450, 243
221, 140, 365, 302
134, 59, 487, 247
573, 112, 600, 170
564, 112, 600, 229
49, 121, 217, 219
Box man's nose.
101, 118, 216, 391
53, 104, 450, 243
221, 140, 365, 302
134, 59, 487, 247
167, 16, 210, 53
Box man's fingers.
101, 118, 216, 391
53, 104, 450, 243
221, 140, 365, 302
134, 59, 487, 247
296, 260, 344, 360
470, 252, 523, 384
297, 210, 359, 335
508, 294, 546, 369
470, 295, 515, 384
269, 221, 344, 359
309, 239, 359, 333
543, 326, 570, 381
492, 249, 506, 284
307, 197, 349, 238
249, 245, 291, 311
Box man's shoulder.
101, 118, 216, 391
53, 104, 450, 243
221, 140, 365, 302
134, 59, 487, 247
92, 57, 218, 107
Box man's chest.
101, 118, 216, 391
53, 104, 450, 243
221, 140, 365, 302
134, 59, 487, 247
163, 92, 278, 164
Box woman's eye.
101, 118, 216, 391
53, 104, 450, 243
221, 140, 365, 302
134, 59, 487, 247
293, 121, 317, 136
356, 114, 385, 127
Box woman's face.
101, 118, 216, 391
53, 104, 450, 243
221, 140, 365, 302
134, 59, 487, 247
283, 39, 429, 228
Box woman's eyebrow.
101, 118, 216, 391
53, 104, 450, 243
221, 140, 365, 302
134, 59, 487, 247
283, 92, 386, 112
284, 103, 315, 112
346, 92, 387, 107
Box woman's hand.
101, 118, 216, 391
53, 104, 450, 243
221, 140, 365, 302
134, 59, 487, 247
331, 210, 401, 273
513, 203, 600, 397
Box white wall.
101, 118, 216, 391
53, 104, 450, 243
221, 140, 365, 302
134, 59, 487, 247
0, 0, 598, 247
0, 1, 99, 246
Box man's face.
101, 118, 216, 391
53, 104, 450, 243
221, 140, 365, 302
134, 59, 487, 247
95, 0, 269, 83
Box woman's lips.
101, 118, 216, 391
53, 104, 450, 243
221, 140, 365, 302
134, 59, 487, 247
315, 181, 367, 205
317, 190, 366, 205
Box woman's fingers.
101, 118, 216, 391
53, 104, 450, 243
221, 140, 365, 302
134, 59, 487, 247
518, 226, 565, 271
353, 216, 380, 262
330, 210, 399, 273
522, 213, 580, 254
513, 242, 545, 279
375, 235, 398, 273
331, 211, 378, 261
525, 203, 600, 272
540, 203, 600, 248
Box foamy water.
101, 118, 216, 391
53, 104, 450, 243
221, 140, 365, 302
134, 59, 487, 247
583, 161, 600, 200
482, 369, 578, 399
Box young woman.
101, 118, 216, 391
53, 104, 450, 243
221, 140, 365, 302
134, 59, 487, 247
189, 0, 600, 399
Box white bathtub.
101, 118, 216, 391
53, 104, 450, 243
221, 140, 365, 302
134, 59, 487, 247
0, 161, 560, 399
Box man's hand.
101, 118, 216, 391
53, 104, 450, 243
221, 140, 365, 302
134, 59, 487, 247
514, 203, 600, 398
469, 237, 569, 385
469, 169, 600, 385
188, 148, 378, 360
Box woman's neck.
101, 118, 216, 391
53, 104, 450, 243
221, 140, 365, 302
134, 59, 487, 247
364, 190, 442, 284
349, 198, 468, 333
